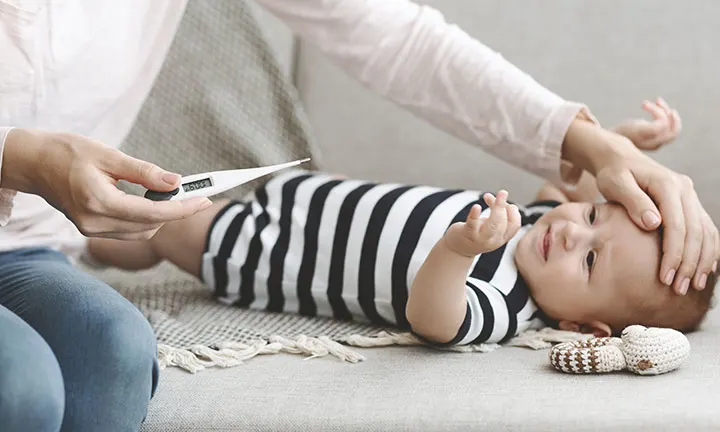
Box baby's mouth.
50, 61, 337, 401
541, 226, 551, 261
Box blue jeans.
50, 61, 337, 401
0, 247, 159, 431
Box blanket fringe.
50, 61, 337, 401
158, 335, 366, 373
157, 327, 591, 373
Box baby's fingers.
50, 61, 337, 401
656, 97, 672, 116
465, 204, 484, 232
643, 100, 669, 123
656, 98, 682, 136
479, 191, 508, 244
483, 192, 495, 208
671, 109, 682, 134
505, 204, 522, 239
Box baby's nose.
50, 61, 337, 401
562, 222, 590, 251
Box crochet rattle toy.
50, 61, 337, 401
550, 325, 690, 375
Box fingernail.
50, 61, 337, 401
642, 211, 660, 228
698, 273, 708, 290
664, 269, 675, 285
200, 199, 212, 210
163, 172, 181, 185
679, 278, 689, 295
713, 261, 718, 273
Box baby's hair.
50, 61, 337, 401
614, 226, 717, 335
624, 269, 716, 335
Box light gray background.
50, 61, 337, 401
293, 0, 719, 220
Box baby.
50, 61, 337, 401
88, 99, 715, 347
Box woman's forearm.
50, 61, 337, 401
406, 236, 473, 344
256, 0, 592, 182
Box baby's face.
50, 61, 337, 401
515, 201, 663, 328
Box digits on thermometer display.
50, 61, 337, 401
183, 178, 213, 192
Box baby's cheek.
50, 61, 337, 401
533, 267, 584, 316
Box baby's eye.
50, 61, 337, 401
589, 206, 597, 224
586, 250, 596, 271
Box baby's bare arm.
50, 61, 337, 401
407, 192, 520, 344
406, 235, 475, 343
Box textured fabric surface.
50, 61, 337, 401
85, 262, 385, 349
136, 308, 720, 432
118, 0, 321, 201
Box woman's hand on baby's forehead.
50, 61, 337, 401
594, 141, 719, 296
443, 190, 521, 258
564, 99, 717, 295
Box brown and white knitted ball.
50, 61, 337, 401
549, 325, 690, 376
619, 325, 690, 375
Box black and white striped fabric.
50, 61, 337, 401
201, 170, 558, 346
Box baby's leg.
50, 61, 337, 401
148, 199, 231, 278
86, 237, 161, 270
87, 200, 231, 278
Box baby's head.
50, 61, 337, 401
515, 201, 715, 337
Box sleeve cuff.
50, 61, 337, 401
536, 104, 599, 188
0, 127, 17, 226
410, 303, 472, 348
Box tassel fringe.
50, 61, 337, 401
157, 327, 590, 373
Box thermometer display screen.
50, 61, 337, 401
182, 178, 213, 192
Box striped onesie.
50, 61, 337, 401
201, 170, 557, 346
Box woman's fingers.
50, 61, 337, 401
95, 181, 212, 225
694, 211, 718, 290
69, 214, 164, 240
102, 146, 182, 192
672, 191, 703, 294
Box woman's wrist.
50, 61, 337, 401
561, 118, 636, 176
0, 128, 49, 193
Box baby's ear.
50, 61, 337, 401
558, 320, 581, 333
558, 320, 612, 337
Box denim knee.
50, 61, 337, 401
89, 303, 159, 394
0, 339, 64, 432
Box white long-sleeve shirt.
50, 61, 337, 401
0, 0, 593, 257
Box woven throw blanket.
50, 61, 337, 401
118, 0, 322, 200
92, 0, 586, 373
84, 262, 585, 373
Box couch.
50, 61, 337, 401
130, 1, 720, 430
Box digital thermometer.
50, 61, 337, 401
144, 158, 310, 201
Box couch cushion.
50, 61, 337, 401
141, 307, 720, 431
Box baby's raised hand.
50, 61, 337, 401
444, 190, 521, 257
613, 98, 682, 150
